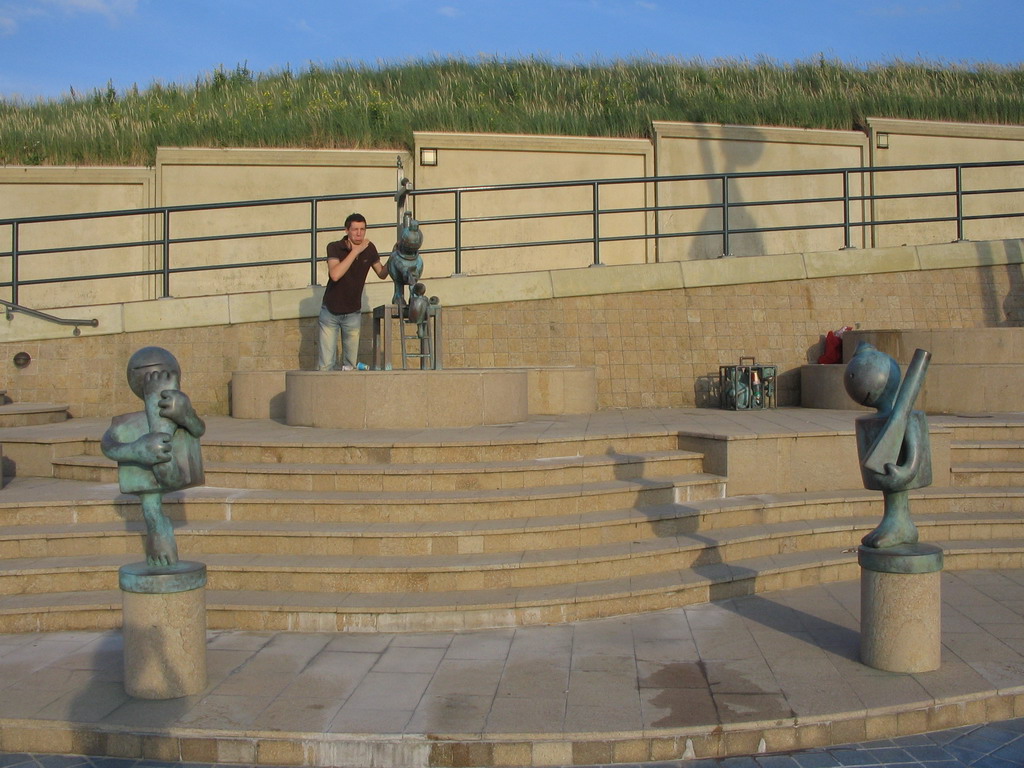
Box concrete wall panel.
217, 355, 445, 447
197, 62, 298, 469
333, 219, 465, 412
0, 167, 155, 308
411, 133, 655, 274
867, 118, 1024, 247
652, 122, 869, 260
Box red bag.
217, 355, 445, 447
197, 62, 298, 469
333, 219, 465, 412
818, 326, 852, 364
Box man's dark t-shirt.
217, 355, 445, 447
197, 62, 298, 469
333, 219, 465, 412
322, 239, 380, 315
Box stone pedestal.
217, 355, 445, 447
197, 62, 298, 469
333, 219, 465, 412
859, 544, 943, 673
120, 561, 207, 699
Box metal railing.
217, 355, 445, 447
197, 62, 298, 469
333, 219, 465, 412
0, 298, 98, 334
1, 160, 1022, 306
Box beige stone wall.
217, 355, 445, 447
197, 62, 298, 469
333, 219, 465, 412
155, 147, 410, 298
0, 167, 156, 309
3, 239, 1020, 419
2, 120, 1021, 315
411, 132, 655, 276
866, 118, 1024, 248
652, 122, 870, 260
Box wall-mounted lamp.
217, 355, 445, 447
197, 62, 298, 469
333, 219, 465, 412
419, 148, 438, 167
876, 132, 889, 150
13, 351, 31, 369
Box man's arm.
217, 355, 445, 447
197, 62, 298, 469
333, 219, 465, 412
327, 239, 369, 282
371, 248, 388, 279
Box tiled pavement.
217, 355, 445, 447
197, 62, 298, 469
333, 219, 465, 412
1, 572, 1024, 766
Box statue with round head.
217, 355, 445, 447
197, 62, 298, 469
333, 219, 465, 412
845, 341, 932, 548
387, 211, 425, 307
844, 342, 901, 412
126, 346, 181, 399
102, 346, 205, 568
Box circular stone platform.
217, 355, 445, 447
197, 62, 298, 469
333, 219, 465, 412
285, 368, 529, 428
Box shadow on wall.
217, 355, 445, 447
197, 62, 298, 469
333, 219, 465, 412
694, 123, 767, 260
299, 291, 323, 370
974, 238, 1024, 326
1000, 240, 1024, 325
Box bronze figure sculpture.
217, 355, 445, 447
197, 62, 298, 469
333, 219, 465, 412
388, 210, 424, 307
102, 346, 205, 567
844, 342, 932, 549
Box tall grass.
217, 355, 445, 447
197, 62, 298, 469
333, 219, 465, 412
1, 57, 1021, 167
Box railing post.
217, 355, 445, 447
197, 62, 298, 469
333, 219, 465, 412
592, 182, 601, 266
10, 222, 18, 305
842, 170, 852, 249
310, 200, 319, 285
721, 176, 731, 258
955, 165, 965, 241
161, 209, 171, 298
454, 190, 463, 275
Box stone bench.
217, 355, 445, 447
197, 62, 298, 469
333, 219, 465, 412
231, 366, 597, 427
802, 328, 1024, 413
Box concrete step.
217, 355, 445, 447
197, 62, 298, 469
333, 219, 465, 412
0, 403, 69, 428
5, 491, 1024, 560
951, 462, 1024, 486
952, 441, 1024, 462
945, 421, 1024, 442
2, 510, 1019, 597
4, 477, 1023, 532
2, 537, 1020, 634
74, 431, 687, 465
51, 449, 706, 491
0, 474, 728, 525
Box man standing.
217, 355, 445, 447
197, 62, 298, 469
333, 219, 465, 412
317, 213, 388, 371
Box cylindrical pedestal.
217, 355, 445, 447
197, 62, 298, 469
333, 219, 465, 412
120, 561, 207, 699
859, 544, 943, 673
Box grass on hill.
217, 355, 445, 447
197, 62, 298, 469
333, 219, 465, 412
1, 56, 1022, 167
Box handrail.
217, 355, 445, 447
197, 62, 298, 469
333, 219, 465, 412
0, 159, 1022, 306
1, 298, 99, 335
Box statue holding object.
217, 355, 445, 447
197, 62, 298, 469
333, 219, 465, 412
101, 347, 205, 567
844, 342, 932, 549
388, 210, 424, 308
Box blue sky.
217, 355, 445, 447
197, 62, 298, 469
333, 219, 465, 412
1, 0, 1021, 101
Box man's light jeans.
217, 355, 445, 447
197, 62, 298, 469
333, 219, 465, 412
317, 305, 361, 370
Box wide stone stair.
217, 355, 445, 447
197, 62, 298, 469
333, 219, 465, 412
0, 389, 70, 428
1, 410, 1024, 635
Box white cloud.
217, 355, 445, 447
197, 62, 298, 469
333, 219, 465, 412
0, 15, 15, 34
635, 1, 656, 9
437, 5, 461, 18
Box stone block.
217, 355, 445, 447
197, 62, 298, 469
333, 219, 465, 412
230, 370, 288, 420
527, 367, 597, 415
800, 364, 871, 411
285, 369, 528, 429
122, 584, 207, 699
860, 568, 941, 673
551, 261, 683, 297
434, 272, 554, 307
682, 252, 806, 288
228, 292, 272, 324
804, 245, 919, 278
918, 239, 1022, 271
123, 295, 229, 332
